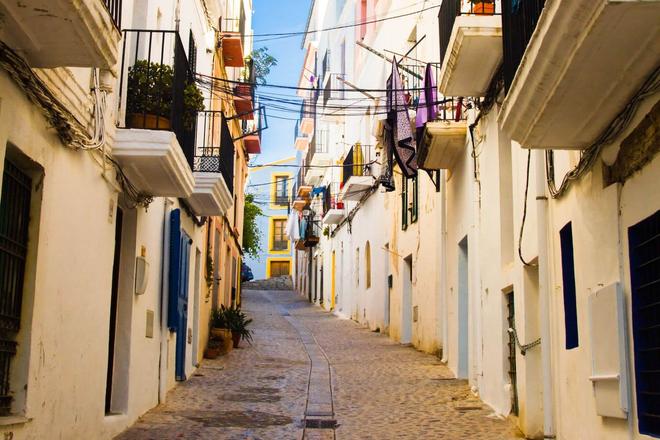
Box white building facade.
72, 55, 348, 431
292, 1, 660, 439
0, 0, 253, 438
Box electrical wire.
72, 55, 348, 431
248, 3, 441, 39
518, 149, 535, 267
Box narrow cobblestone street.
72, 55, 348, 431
116, 289, 519, 440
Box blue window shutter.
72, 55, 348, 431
559, 222, 579, 349
168, 209, 182, 330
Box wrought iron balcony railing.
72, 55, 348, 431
119, 29, 196, 162
502, 0, 545, 92
102, 0, 122, 29
439, 0, 502, 66
194, 111, 235, 194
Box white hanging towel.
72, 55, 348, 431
285, 212, 300, 240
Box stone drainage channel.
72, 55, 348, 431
278, 305, 337, 440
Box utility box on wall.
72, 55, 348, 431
588, 282, 629, 419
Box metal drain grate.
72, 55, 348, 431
305, 418, 338, 429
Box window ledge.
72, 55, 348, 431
0, 415, 31, 426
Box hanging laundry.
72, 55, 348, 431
285, 212, 300, 240
311, 186, 326, 197
415, 63, 438, 142
386, 57, 418, 179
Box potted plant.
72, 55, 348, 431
469, 0, 495, 15
204, 337, 222, 359
210, 307, 233, 353
217, 304, 253, 348
126, 60, 205, 130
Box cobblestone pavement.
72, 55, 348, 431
117, 289, 520, 440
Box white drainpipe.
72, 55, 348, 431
535, 150, 555, 438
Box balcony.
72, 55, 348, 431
322, 182, 345, 225
320, 73, 346, 121
241, 106, 266, 154
340, 144, 375, 202
115, 30, 197, 197
294, 120, 311, 151
219, 17, 245, 68
499, 0, 660, 149
186, 111, 235, 215
437, 0, 502, 97
299, 100, 315, 135
234, 59, 255, 120
0, 0, 121, 68
417, 97, 468, 170
305, 130, 331, 184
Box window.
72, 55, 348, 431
273, 175, 289, 206
269, 260, 290, 278
629, 210, 660, 436
559, 222, 579, 349
0, 158, 32, 415
271, 218, 288, 251
365, 241, 371, 289
411, 175, 418, 223
401, 175, 408, 230
401, 175, 418, 229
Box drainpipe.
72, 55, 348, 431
174, 0, 181, 31
440, 169, 449, 363
535, 149, 555, 438
158, 198, 174, 404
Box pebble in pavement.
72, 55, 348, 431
116, 289, 520, 440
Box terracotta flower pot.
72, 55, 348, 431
127, 113, 171, 130
204, 347, 220, 359
473, 2, 495, 15
231, 331, 242, 348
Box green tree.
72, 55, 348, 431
242, 193, 264, 258
248, 47, 278, 85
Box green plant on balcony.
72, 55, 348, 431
127, 60, 205, 130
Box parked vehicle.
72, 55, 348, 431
241, 262, 254, 282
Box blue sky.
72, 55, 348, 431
252, 0, 311, 164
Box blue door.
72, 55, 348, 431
168, 210, 191, 381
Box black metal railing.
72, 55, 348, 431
341, 143, 373, 185
119, 30, 196, 162
103, 0, 122, 29
439, 0, 501, 65
194, 111, 235, 194
323, 73, 345, 107
502, 0, 545, 92
304, 135, 317, 175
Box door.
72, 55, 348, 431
105, 207, 123, 414
331, 251, 336, 310
168, 209, 191, 381
506, 291, 519, 415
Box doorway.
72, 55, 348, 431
458, 236, 469, 378
105, 207, 123, 414
506, 291, 519, 415
401, 255, 413, 344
